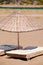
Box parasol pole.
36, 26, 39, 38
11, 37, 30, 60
17, 32, 20, 49
17, 13, 20, 49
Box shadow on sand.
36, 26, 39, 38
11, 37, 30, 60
6, 54, 43, 61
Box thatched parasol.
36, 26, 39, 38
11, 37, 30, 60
0, 9, 43, 49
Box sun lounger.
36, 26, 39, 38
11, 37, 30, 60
6, 46, 43, 60
0, 44, 22, 55
0, 50, 4, 55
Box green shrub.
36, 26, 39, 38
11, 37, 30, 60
38, 0, 43, 5
0, 0, 3, 3
21, 0, 32, 4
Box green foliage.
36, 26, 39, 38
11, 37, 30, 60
38, 0, 43, 5
0, 0, 43, 5
6, 0, 12, 4
0, 0, 3, 3
21, 0, 32, 4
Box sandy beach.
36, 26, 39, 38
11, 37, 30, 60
0, 29, 43, 65
0, 7, 43, 65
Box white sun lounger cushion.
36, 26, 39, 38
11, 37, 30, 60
6, 47, 43, 60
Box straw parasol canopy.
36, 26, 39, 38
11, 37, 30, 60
0, 9, 43, 48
